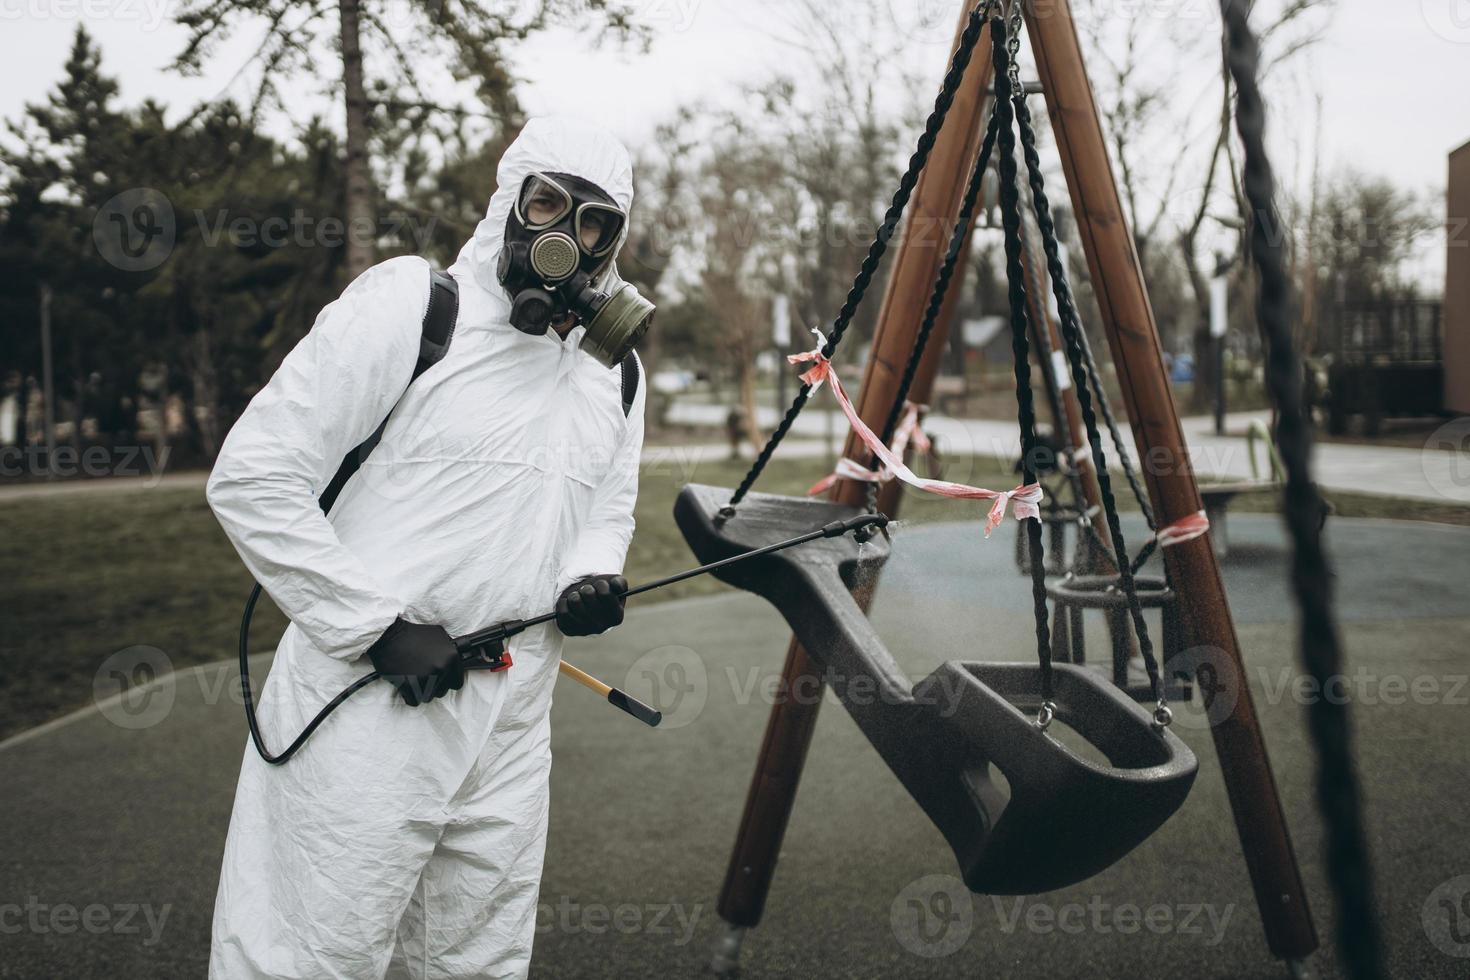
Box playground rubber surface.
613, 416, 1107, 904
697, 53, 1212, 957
2, 514, 1468, 978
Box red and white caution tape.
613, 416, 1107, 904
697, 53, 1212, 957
792, 332, 1042, 537
806, 401, 932, 495
1151, 510, 1211, 548
808, 456, 883, 496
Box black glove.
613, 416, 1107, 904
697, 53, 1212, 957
366, 617, 465, 706
555, 574, 628, 637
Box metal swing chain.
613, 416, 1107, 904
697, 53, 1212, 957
1016, 198, 1161, 580
862, 107, 1004, 515
1007, 0, 1119, 577
1003, 9, 1171, 727
1012, 1, 1157, 574
1024, 277, 1164, 578
1006, 15, 1123, 576
988, 14, 1056, 726
1014, 7, 1162, 572
1014, 197, 1118, 570
1219, 1, 1382, 975
1065, 317, 1173, 578
727, 0, 999, 511
1016, 166, 1163, 577
1005, 0, 1024, 97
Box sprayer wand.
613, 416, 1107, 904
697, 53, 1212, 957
243, 511, 888, 763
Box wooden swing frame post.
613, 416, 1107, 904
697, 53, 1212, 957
1022, 0, 1316, 958
714, 8, 998, 930
1020, 236, 1116, 569
715, 0, 1317, 966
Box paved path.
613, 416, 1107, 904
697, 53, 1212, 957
0, 471, 208, 503
3, 515, 1468, 978
6, 404, 1465, 508
669, 400, 1470, 505
0, 441, 834, 505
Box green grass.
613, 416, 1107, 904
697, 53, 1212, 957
0, 453, 1006, 740
4, 450, 1467, 740
0, 488, 289, 740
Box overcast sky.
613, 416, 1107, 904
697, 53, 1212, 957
2, 0, 1466, 280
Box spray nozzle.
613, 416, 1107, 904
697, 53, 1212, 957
820, 514, 890, 540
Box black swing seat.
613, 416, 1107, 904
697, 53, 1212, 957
675, 484, 1198, 894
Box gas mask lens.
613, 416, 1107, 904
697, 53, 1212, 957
516, 174, 574, 229
575, 203, 625, 256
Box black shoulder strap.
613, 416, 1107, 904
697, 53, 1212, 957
620, 351, 640, 419
318, 267, 459, 513
417, 268, 459, 379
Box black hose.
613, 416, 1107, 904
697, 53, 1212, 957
236, 513, 887, 764
239, 583, 384, 765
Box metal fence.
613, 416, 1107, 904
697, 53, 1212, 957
1329, 299, 1443, 364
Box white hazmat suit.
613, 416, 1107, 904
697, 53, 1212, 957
207, 117, 644, 979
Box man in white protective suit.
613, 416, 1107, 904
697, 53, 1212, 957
206, 116, 650, 979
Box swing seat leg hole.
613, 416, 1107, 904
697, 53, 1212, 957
918, 662, 1198, 895
1044, 575, 1195, 704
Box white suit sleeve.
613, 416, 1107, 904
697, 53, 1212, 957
558, 361, 646, 589
207, 256, 430, 660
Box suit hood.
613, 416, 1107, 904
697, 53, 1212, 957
448, 115, 635, 302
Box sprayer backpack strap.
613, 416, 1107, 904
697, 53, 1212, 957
316, 267, 639, 514
620, 351, 641, 418
317, 267, 460, 513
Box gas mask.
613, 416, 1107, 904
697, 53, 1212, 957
496, 171, 655, 369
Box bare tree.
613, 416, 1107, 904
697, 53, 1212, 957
628, 0, 916, 440
1077, 0, 1335, 407
1084, 14, 1192, 284
698, 141, 780, 452
171, 1, 647, 280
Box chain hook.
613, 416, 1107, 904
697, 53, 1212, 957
1035, 700, 1057, 731
1152, 700, 1174, 730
